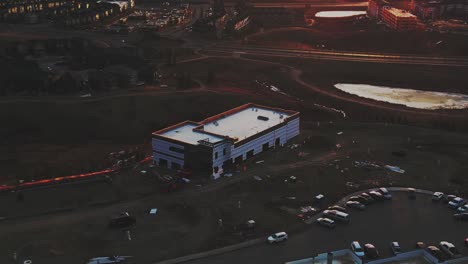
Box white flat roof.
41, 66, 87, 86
201, 106, 291, 141
159, 123, 224, 145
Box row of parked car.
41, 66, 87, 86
350, 240, 465, 261
315, 188, 392, 229
432, 192, 468, 221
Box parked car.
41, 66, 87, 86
442, 194, 457, 204
465, 238, 468, 247
346, 201, 366, 210
432, 192, 444, 201
439, 241, 460, 258
323, 210, 350, 223
86, 256, 132, 264
349, 195, 371, 205
426, 246, 445, 261
407, 188, 416, 199
369, 191, 384, 201
267, 232, 288, 243
416, 242, 426, 249
456, 204, 468, 213
378, 187, 392, 199
327, 205, 347, 212
391, 242, 401, 255
351, 241, 365, 258
316, 217, 336, 228
359, 193, 374, 204
364, 244, 380, 259
448, 197, 465, 209
108, 212, 136, 229
454, 213, 468, 221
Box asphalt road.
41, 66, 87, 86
202, 45, 468, 67
186, 191, 468, 264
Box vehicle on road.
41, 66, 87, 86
456, 204, 468, 213
327, 205, 347, 212
86, 256, 132, 264
346, 201, 366, 210
351, 241, 365, 258
454, 213, 468, 221
439, 241, 460, 258
407, 188, 416, 199
108, 212, 136, 229
323, 210, 350, 223
391, 242, 401, 255
267, 232, 288, 243
378, 187, 392, 199
426, 246, 445, 261
369, 191, 384, 201
316, 217, 336, 228
432, 192, 444, 201
465, 238, 468, 247
364, 244, 380, 259
448, 197, 464, 209
442, 194, 457, 204
416, 242, 426, 249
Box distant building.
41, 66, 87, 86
152, 104, 300, 177
411, 0, 468, 19
368, 0, 391, 18
380, 6, 418, 30
251, 7, 298, 27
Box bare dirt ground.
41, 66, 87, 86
0, 122, 467, 264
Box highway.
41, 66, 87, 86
201, 44, 468, 67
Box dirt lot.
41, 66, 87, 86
245, 27, 468, 56
0, 121, 467, 264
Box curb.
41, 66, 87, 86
153, 238, 264, 264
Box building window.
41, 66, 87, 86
223, 148, 226, 156
169, 146, 184, 154
214, 151, 218, 159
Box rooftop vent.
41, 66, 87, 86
257, 116, 269, 121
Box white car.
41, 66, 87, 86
351, 241, 365, 258
86, 256, 132, 264
457, 204, 468, 213
267, 232, 288, 243
439, 241, 460, 257
432, 192, 444, 201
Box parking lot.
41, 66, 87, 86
186, 190, 468, 264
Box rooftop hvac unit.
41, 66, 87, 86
257, 116, 269, 121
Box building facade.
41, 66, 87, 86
380, 6, 418, 30
152, 104, 300, 177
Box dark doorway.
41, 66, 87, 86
172, 163, 181, 170
235, 155, 243, 164
159, 158, 168, 168
275, 138, 280, 146
262, 143, 269, 152
246, 150, 254, 159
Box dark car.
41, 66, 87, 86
359, 193, 374, 203
328, 205, 347, 212
369, 191, 384, 201
346, 201, 366, 210
407, 188, 416, 199
442, 194, 457, 204
364, 244, 380, 259
426, 246, 445, 261
454, 213, 468, 221
378, 187, 392, 200
416, 242, 426, 249
465, 238, 468, 247
157, 175, 184, 192
108, 212, 136, 228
